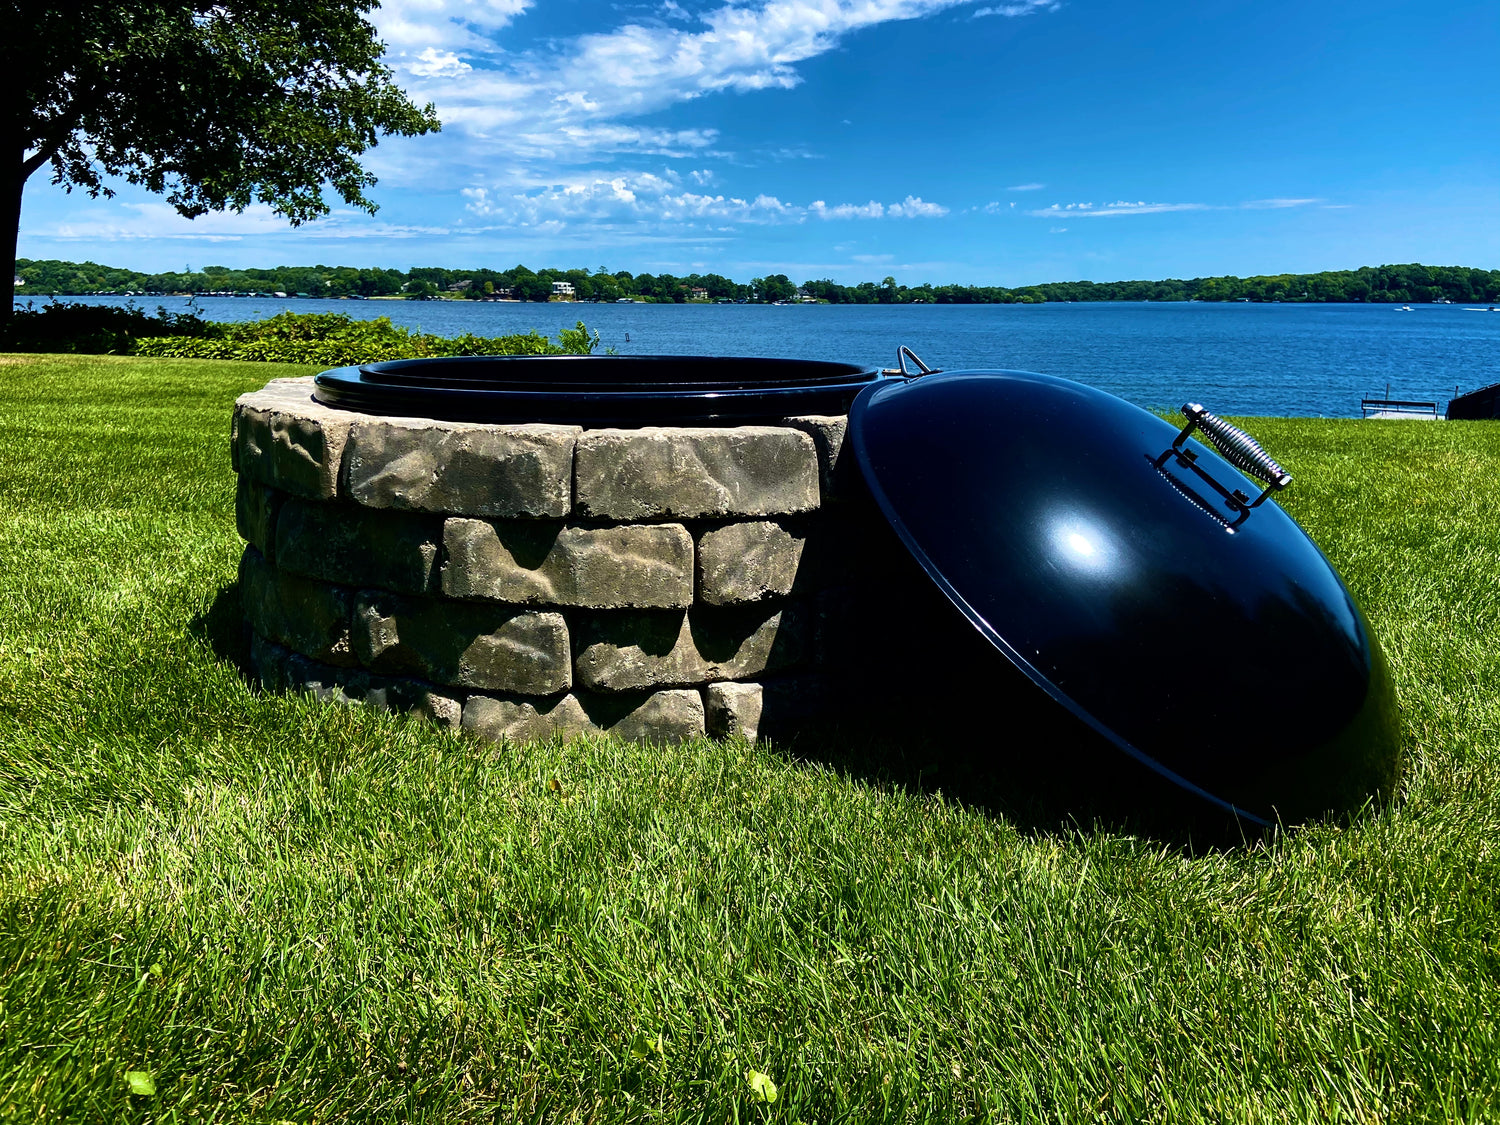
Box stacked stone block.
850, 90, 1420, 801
233, 377, 862, 746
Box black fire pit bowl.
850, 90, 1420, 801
313, 354, 886, 425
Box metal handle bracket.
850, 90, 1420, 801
1152, 403, 1292, 530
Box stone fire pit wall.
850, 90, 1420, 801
231, 376, 866, 746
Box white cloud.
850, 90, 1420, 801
1007, 182, 1046, 191
375, 0, 532, 56
1029, 200, 1209, 217
973, 1, 1060, 17
406, 48, 472, 78
42, 0, 1053, 251
379, 0, 1062, 168
515, 124, 722, 161
40, 202, 449, 242
810, 200, 885, 219
1026, 196, 1326, 218
887, 195, 947, 217
462, 172, 947, 227
462, 173, 797, 225
1241, 197, 1322, 209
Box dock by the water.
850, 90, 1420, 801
1361, 397, 1442, 420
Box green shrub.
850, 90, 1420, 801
3, 305, 601, 361
2, 300, 218, 353
133, 311, 600, 363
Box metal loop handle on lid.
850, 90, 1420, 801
895, 346, 940, 378
1178, 403, 1292, 491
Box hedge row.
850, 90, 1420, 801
4, 304, 600, 361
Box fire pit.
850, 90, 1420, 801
233, 356, 884, 748
232, 352, 1400, 826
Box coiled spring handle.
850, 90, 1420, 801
1178, 403, 1292, 492
1154, 404, 1292, 529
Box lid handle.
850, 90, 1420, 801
895, 346, 941, 379
1178, 404, 1293, 491
1152, 405, 1292, 531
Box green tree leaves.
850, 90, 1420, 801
3, 0, 440, 317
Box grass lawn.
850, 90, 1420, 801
2, 352, 1499, 1123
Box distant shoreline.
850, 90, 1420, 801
13, 258, 1498, 307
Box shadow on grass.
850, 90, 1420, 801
188, 580, 252, 677
770, 720, 1278, 853
762, 652, 1279, 852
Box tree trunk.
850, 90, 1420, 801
1, 159, 21, 332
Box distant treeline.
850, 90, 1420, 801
14, 258, 1500, 305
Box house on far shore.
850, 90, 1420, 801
690, 287, 709, 301
13, 276, 23, 287
552, 280, 575, 298
797, 288, 818, 303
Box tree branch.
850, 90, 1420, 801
21, 144, 58, 179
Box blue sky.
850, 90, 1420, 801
17, 0, 1499, 285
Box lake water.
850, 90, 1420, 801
17, 294, 1500, 416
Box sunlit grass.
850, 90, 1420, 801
2, 354, 1498, 1122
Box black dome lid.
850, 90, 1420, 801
849, 369, 1399, 824
313, 355, 885, 425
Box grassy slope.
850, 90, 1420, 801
1, 353, 1498, 1123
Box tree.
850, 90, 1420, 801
751, 273, 795, 303
2, 1, 439, 323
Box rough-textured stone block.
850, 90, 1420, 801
705, 676, 832, 742
574, 426, 819, 520
463, 689, 704, 745
275, 498, 440, 594
573, 604, 806, 692
252, 632, 462, 726
696, 520, 807, 605
353, 592, 570, 695
582, 689, 706, 744
233, 378, 354, 500
462, 693, 597, 744
230, 405, 241, 474
443, 519, 693, 609
240, 547, 355, 666
785, 415, 852, 502
362, 676, 463, 729
344, 418, 579, 517
705, 681, 763, 742
249, 631, 359, 704
235, 476, 284, 561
